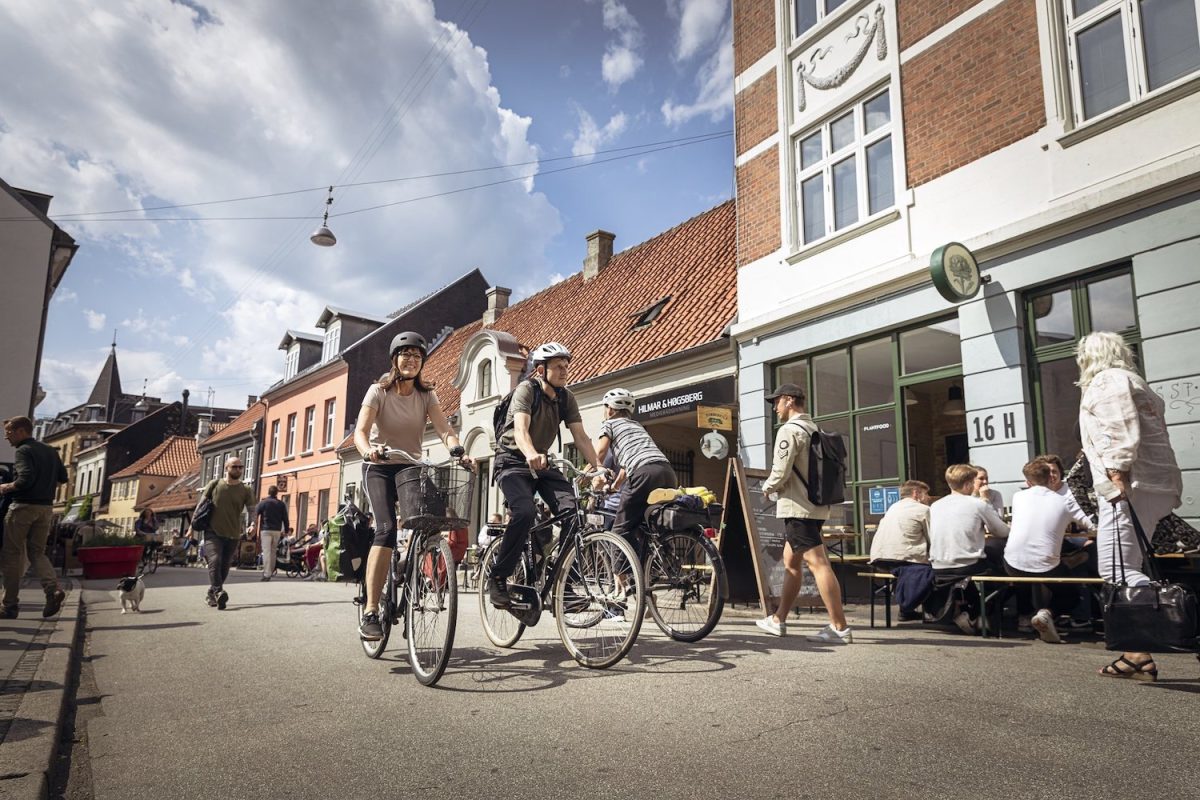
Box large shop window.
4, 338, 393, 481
1026, 269, 1140, 463
1064, 0, 1200, 123
794, 88, 895, 245
772, 319, 963, 547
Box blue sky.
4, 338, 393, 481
0, 0, 733, 416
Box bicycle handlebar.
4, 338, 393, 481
529, 455, 610, 482
374, 447, 470, 469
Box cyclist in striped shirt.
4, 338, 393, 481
593, 389, 676, 542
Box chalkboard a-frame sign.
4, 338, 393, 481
727, 458, 822, 616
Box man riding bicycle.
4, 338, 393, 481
593, 388, 677, 543
487, 342, 606, 608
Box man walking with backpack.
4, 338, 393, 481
755, 384, 852, 643
487, 342, 605, 608
195, 457, 255, 609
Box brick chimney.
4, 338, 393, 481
247, 395, 259, 409
483, 286, 512, 326
196, 413, 213, 442
583, 230, 614, 281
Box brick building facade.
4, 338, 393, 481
731, 0, 1200, 539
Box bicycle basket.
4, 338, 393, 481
396, 465, 474, 531
649, 502, 722, 532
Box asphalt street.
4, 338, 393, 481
71, 566, 1200, 800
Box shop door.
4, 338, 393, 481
900, 377, 968, 498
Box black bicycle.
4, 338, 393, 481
355, 450, 473, 686
634, 502, 727, 642
138, 540, 162, 575
477, 457, 646, 669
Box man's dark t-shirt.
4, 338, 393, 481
255, 497, 289, 531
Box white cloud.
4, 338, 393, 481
52, 288, 78, 304
570, 108, 628, 160
83, 309, 106, 332
120, 309, 191, 347
593, 0, 643, 91
0, 0, 563, 413
668, 0, 729, 62
661, 18, 734, 126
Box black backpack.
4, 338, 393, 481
190, 480, 219, 533
492, 378, 570, 453
788, 420, 847, 506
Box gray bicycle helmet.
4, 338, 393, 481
389, 331, 427, 358
531, 341, 571, 364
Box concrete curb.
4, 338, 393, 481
0, 590, 84, 800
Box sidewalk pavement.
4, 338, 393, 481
0, 577, 82, 800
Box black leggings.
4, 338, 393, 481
364, 463, 418, 548
492, 454, 577, 581
612, 461, 677, 539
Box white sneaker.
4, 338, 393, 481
807, 624, 853, 644
1031, 609, 1062, 643
954, 611, 976, 635
755, 616, 785, 637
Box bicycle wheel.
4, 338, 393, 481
553, 530, 645, 669
406, 535, 457, 686
477, 539, 527, 648
359, 568, 392, 659
147, 548, 160, 574
645, 528, 726, 642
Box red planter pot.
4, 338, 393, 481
76, 545, 143, 579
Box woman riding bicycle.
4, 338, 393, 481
593, 388, 676, 545
354, 331, 471, 641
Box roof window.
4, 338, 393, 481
630, 296, 670, 331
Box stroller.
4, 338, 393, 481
274, 539, 309, 577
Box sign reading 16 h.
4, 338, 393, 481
967, 403, 1026, 446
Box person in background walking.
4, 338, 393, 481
254, 484, 289, 581
197, 457, 255, 610
755, 384, 852, 644
0, 416, 68, 619
1077, 332, 1183, 682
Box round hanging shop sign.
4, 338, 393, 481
930, 242, 983, 303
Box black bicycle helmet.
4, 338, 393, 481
389, 331, 427, 358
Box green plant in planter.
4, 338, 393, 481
77, 494, 92, 520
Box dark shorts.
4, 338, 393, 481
784, 518, 824, 552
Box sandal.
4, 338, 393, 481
1099, 655, 1158, 682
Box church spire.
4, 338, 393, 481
86, 336, 123, 420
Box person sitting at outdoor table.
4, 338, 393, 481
971, 466, 1005, 515
1004, 459, 1098, 643
868, 480, 933, 621
929, 464, 1010, 634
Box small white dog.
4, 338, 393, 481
117, 575, 145, 613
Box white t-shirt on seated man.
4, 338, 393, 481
1005, 461, 1097, 574
929, 464, 1010, 571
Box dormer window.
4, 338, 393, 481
322, 321, 342, 363
285, 345, 300, 380
630, 296, 670, 331
476, 360, 493, 400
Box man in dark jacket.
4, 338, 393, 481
0, 416, 68, 618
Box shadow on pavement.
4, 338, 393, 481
88, 621, 203, 632
0, 716, 53, 744
224, 600, 347, 610
0, 679, 63, 695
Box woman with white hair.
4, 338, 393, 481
1077, 331, 1182, 681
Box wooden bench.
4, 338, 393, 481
857, 572, 898, 629
969, 575, 1105, 638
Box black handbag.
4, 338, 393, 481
1102, 501, 1199, 653
190, 480, 218, 534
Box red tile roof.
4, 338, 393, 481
140, 468, 203, 513
421, 201, 736, 412
110, 436, 199, 480
201, 401, 266, 448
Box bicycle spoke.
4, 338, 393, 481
555, 532, 645, 669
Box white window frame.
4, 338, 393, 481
324, 399, 336, 447
303, 406, 316, 453
322, 321, 342, 363
245, 444, 255, 486
285, 346, 300, 380
286, 413, 297, 457
1062, 0, 1200, 125
791, 0, 853, 40
476, 360, 493, 400
269, 419, 280, 461
792, 86, 896, 248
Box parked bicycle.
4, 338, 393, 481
477, 457, 646, 669
354, 448, 473, 686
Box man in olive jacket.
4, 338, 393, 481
0, 416, 68, 619
755, 385, 852, 643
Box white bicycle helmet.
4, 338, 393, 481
531, 341, 572, 364
602, 388, 636, 412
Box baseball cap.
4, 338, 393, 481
764, 383, 805, 403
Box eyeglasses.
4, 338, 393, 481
394, 351, 423, 361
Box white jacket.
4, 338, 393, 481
1079, 368, 1182, 502
761, 415, 830, 521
